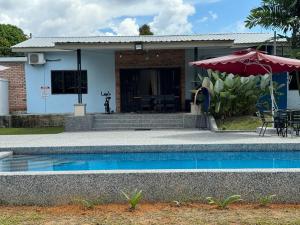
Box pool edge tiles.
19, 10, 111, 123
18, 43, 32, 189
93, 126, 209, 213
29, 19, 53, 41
1, 143, 300, 154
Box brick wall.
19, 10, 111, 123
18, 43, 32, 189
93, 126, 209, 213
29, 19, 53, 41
115, 49, 185, 112
0, 62, 27, 113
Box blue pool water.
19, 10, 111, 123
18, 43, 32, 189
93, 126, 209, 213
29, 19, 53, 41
0, 151, 299, 172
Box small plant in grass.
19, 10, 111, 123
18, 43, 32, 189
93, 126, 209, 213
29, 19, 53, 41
206, 195, 242, 209
172, 200, 182, 207
73, 197, 102, 210
258, 194, 276, 207
121, 189, 142, 211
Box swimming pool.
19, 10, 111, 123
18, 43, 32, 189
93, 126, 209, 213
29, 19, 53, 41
1, 151, 299, 172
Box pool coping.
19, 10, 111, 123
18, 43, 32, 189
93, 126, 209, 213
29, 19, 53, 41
0, 168, 300, 176
1, 143, 300, 154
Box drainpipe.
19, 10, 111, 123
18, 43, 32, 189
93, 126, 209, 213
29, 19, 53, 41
77, 49, 82, 104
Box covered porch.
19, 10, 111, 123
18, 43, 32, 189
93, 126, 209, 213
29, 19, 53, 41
55, 37, 234, 114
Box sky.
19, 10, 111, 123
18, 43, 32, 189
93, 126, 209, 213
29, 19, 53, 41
0, 0, 269, 37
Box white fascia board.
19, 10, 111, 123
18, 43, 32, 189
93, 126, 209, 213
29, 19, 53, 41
12, 47, 72, 53
54, 40, 234, 51
0, 57, 27, 62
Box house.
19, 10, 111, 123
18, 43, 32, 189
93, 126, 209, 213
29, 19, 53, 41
11, 33, 292, 114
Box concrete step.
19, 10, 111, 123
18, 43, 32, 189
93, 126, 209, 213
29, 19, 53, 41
93, 123, 184, 128
92, 127, 183, 131
94, 119, 183, 124
93, 114, 184, 119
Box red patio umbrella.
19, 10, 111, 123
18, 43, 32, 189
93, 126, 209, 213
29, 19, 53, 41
190, 48, 300, 111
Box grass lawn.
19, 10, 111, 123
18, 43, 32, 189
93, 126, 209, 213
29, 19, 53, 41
216, 115, 264, 131
0, 203, 299, 225
0, 127, 64, 135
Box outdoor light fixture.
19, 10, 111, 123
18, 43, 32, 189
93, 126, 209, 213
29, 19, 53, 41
134, 42, 143, 51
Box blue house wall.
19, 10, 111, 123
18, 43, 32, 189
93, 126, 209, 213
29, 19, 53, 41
25, 50, 116, 113
272, 72, 288, 110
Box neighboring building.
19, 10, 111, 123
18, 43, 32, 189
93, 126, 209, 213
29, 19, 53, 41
0, 57, 27, 114
11, 33, 292, 114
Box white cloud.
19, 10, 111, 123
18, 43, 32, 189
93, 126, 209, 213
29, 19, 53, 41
188, 0, 221, 3
208, 11, 218, 20
196, 10, 218, 24
149, 0, 195, 35
221, 20, 249, 33
198, 16, 209, 23
0, 0, 196, 36
111, 18, 139, 36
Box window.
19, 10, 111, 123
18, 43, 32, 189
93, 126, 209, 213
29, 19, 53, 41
289, 71, 299, 90
51, 70, 87, 94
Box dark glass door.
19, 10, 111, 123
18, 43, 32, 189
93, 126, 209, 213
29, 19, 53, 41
120, 68, 181, 112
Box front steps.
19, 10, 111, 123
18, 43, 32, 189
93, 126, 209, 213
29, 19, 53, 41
64, 113, 209, 132
92, 113, 185, 130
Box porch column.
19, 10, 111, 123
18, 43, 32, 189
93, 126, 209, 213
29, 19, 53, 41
74, 49, 86, 116
77, 49, 82, 104
193, 47, 198, 86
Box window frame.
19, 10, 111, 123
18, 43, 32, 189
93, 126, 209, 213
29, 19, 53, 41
51, 70, 88, 95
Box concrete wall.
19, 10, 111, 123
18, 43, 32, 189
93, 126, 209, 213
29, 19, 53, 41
0, 169, 298, 205
25, 50, 115, 113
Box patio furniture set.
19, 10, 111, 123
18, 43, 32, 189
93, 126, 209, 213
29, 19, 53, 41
257, 109, 300, 137
133, 95, 179, 112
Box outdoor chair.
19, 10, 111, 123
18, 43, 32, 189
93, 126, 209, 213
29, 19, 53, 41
274, 110, 288, 137
289, 110, 300, 137
256, 111, 274, 136
164, 95, 176, 112
140, 96, 153, 112
153, 95, 164, 113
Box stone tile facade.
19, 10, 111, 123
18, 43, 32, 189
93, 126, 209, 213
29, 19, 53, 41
0, 61, 26, 113
115, 49, 185, 112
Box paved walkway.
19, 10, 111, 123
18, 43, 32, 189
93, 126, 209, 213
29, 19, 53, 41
1, 130, 300, 148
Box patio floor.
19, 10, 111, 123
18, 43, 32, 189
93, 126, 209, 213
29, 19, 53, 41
1, 129, 300, 148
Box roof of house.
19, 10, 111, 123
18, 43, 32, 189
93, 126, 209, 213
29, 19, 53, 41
13, 33, 275, 49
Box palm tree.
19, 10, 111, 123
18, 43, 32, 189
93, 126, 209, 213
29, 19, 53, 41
245, 0, 300, 49
245, 0, 300, 93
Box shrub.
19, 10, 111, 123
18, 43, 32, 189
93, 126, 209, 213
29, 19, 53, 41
121, 189, 142, 211
73, 197, 102, 210
258, 194, 276, 207
206, 195, 242, 209
192, 69, 284, 119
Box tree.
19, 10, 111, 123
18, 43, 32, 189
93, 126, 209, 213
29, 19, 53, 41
139, 24, 153, 35
245, 0, 300, 92
245, 0, 300, 50
0, 24, 27, 56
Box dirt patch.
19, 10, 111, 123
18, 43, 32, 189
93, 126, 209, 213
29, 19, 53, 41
0, 203, 299, 225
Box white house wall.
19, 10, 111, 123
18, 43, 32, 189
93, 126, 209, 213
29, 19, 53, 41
25, 50, 115, 113
287, 90, 300, 109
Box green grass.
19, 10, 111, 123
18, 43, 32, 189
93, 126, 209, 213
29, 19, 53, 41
216, 116, 263, 131
0, 127, 64, 135
0, 213, 42, 225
